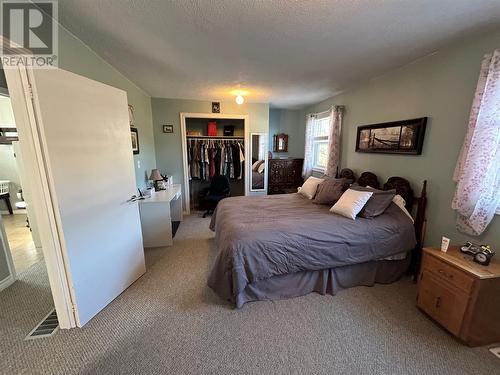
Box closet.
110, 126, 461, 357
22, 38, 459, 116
185, 117, 246, 211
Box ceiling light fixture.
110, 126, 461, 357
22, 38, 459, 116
235, 94, 244, 105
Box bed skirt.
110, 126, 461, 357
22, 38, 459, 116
232, 256, 411, 308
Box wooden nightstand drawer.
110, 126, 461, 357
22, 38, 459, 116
423, 253, 474, 294
417, 273, 468, 336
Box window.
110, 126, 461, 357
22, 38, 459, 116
312, 115, 331, 171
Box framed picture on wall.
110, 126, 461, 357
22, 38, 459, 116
131, 127, 139, 154
355, 117, 427, 155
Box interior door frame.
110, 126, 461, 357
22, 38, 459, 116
0, 214, 16, 291
180, 112, 249, 215
4, 63, 77, 329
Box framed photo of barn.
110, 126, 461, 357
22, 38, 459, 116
355, 117, 427, 155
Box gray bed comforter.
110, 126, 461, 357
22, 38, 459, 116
208, 193, 416, 303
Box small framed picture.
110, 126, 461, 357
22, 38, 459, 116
212, 102, 220, 113
131, 127, 139, 154
163, 125, 173, 133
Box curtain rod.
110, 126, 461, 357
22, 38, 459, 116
308, 105, 345, 118
308, 106, 333, 118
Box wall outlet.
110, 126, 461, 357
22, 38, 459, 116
137, 160, 141, 169
489, 347, 500, 359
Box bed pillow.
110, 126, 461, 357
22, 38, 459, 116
392, 194, 414, 222
298, 176, 324, 199
329, 189, 373, 220
350, 186, 396, 218
252, 160, 264, 171
313, 178, 349, 205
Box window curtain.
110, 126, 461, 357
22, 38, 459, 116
325, 105, 345, 177
452, 49, 500, 236
302, 114, 315, 178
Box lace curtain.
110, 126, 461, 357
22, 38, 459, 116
452, 49, 500, 235
302, 114, 315, 178
325, 106, 345, 177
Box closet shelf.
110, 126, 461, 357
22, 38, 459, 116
186, 135, 244, 139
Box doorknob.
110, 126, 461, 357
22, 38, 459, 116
435, 296, 442, 308
127, 195, 144, 203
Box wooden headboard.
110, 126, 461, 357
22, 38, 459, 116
338, 168, 428, 280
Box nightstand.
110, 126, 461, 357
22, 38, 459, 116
417, 246, 500, 346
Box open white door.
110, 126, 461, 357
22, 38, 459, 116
8, 67, 145, 327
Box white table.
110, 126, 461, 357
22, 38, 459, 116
139, 184, 182, 247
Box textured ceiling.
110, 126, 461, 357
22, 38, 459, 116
58, 0, 500, 108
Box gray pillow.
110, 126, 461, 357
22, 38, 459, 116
313, 178, 349, 205
351, 186, 396, 218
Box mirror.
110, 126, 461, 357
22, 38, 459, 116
273, 133, 288, 152
250, 133, 268, 192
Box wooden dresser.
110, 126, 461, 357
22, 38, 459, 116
417, 246, 500, 346
268, 158, 304, 195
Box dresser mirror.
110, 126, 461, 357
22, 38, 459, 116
250, 133, 268, 192
273, 133, 288, 152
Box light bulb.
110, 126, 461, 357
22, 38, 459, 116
235, 94, 244, 105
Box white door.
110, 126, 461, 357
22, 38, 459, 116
22, 68, 145, 326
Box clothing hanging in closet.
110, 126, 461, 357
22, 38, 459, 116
187, 139, 244, 182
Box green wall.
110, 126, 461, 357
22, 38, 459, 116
151, 98, 269, 206
58, 26, 156, 188
269, 108, 305, 159
304, 27, 500, 249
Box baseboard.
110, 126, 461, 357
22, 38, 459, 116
0, 210, 25, 215
0, 274, 15, 292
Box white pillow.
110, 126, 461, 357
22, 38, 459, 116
257, 163, 265, 174
252, 160, 263, 171
330, 189, 373, 220
298, 176, 324, 199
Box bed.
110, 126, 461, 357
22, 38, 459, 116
208, 170, 427, 307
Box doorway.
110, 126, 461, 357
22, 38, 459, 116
0, 92, 57, 339
0, 96, 44, 279
180, 113, 250, 215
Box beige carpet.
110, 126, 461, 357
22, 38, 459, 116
0, 214, 498, 374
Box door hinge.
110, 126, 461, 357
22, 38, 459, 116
27, 83, 34, 99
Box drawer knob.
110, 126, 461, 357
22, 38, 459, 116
435, 296, 442, 308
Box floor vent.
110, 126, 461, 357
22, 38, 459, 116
25, 309, 59, 340
490, 347, 500, 360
